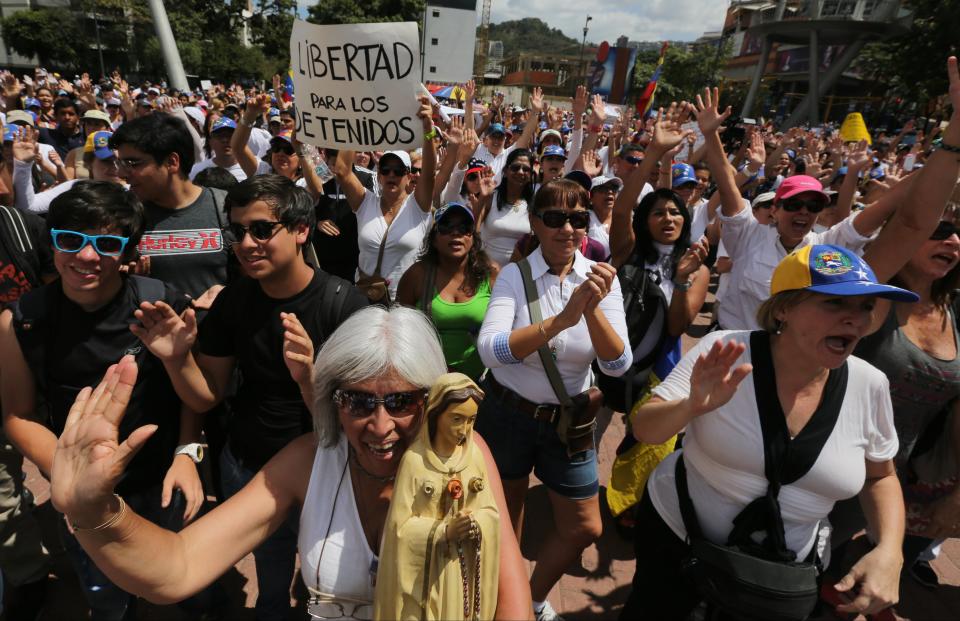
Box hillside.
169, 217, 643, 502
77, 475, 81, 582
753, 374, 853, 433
485, 18, 583, 57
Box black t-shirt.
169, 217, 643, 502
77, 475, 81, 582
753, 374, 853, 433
0, 208, 53, 305
198, 268, 368, 469
12, 277, 188, 494
38, 126, 85, 160
313, 168, 374, 283
139, 187, 230, 299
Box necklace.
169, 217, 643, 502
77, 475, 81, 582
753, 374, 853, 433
349, 445, 396, 483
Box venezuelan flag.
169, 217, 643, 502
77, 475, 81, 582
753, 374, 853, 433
283, 68, 295, 103
635, 42, 668, 118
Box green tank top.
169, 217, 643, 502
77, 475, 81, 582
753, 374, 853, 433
418, 278, 491, 380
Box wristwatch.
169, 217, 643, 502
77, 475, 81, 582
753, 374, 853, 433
673, 278, 693, 291
174, 443, 206, 464
238, 117, 255, 128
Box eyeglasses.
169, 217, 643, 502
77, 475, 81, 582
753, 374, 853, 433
436, 220, 473, 236
624, 156, 643, 166
594, 185, 619, 194
117, 157, 148, 170
534, 209, 590, 229
51, 229, 129, 257
225, 220, 286, 244
379, 165, 408, 177
332, 389, 426, 418
271, 144, 295, 156
410, 166, 421, 174
508, 164, 532, 174
780, 198, 826, 214
930, 220, 959, 241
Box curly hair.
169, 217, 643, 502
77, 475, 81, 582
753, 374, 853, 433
417, 219, 494, 294
631, 187, 692, 268
495, 148, 535, 211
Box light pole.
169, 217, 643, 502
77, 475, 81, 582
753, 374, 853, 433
146, 0, 189, 91
92, 7, 106, 79
578, 15, 592, 91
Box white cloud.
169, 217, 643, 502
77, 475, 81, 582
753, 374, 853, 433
489, 0, 730, 45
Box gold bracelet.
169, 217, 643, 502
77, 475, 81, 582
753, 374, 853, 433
70, 494, 127, 532
538, 321, 548, 339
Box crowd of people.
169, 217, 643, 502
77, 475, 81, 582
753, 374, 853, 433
0, 51, 956, 621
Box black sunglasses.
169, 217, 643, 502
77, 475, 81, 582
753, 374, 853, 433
930, 220, 959, 241
509, 164, 532, 174
271, 144, 295, 156
535, 209, 590, 229
780, 198, 826, 214
379, 165, 408, 177
332, 389, 426, 418
410, 166, 421, 174
225, 220, 286, 244
436, 220, 474, 236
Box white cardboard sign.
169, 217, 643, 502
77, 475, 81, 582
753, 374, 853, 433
290, 19, 422, 150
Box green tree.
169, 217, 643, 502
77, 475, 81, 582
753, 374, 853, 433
485, 18, 581, 56
307, 0, 425, 25
0, 7, 83, 68
631, 41, 731, 106
249, 0, 296, 74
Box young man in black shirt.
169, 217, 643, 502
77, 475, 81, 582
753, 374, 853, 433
0, 181, 221, 620
134, 174, 368, 621
38, 97, 84, 160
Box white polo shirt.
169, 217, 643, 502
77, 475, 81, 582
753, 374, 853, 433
717, 205, 871, 331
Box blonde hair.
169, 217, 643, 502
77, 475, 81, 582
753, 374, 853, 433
755, 290, 815, 332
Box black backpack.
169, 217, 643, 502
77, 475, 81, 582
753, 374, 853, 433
595, 255, 669, 412
0, 205, 43, 291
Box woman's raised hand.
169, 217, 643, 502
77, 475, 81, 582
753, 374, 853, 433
695, 87, 732, 136
687, 340, 752, 417
51, 356, 155, 527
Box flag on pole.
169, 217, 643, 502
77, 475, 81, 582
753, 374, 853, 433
283, 68, 295, 103
636, 42, 668, 117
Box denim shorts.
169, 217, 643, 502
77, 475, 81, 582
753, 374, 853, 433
475, 377, 599, 500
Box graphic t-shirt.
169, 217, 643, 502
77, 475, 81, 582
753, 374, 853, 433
139, 188, 229, 298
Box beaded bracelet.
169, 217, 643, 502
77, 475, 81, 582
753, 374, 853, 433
70, 494, 127, 532
940, 141, 960, 155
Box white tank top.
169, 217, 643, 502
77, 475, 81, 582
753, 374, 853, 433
298, 436, 378, 605
480, 194, 530, 266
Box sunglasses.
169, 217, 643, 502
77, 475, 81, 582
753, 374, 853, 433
465, 172, 480, 182
535, 209, 590, 229
436, 220, 474, 236
410, 166, 421, 174
271, 144, 295, 156
332, 389, 426, 418
624, 156, 643, 165
780, 198, 826, 214
379, 165, 408, 177
51, 229, 129, 257
509, 164, 532, 174
225, 220, 286, 244
930, 220, 959, 241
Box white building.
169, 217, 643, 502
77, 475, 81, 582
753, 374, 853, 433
422, 0, 477, 83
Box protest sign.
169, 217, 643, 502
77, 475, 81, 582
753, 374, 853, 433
839, 112, 872, 145
200, 79, 213, 91
290, 19, 422, 151
674, 121, 704, 162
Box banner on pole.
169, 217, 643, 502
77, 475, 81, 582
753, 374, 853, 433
290, 19, 422, 150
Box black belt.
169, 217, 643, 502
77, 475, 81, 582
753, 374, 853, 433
484, 373, 561, 423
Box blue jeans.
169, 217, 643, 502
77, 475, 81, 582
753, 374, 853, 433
220, 442, 299, 621
58, 483, 226, 621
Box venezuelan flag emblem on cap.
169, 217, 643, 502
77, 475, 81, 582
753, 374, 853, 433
770, 245, 918, 301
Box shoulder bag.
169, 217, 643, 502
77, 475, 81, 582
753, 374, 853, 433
356, 213, 395, 304
517, 258, 602, 457
674, 330, 848, 621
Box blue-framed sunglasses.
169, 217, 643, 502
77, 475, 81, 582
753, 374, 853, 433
51, 229, 130, 257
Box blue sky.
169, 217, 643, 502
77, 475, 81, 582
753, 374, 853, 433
296, 1, 731, 45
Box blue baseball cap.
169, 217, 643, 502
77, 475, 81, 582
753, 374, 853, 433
2, 128, 16, 143
771, 244, 918, 301
85, 131, 115, 160
25, 97, 40, 109
833, 166, 848, 180
541, 145, 566, 160
868, 166, 886, 181
671, 163, 697, 188
210, 117, 237, 133
785, 148, 797, 160
487, 123, 506, 136
434, 202, 475, 225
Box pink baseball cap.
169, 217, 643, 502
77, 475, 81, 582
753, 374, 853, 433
774, 175, 828, 203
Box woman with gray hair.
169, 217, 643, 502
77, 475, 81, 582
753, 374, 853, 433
46, 305, 531, 620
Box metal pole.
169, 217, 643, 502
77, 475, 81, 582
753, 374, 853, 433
93, 10, 106, 79
146, 0, 188, 91
808, 29, 819, 125
782, 38, 867, 129
578, 15, 591, 90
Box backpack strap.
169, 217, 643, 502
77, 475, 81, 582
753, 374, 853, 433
0, 205, 41, 288
318, 270, 351, 341
517, 258, 571, 406
420, 262, 436, 320
129, 275, 167, 305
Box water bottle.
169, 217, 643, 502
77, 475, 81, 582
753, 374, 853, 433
300, 143, 334, 184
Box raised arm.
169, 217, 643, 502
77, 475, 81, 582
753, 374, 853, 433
414, 96, 437, 212
512, 87, 543, 151
863, 57, 960, 283
232, 94, 270, 179
695, 88, 740, 218
332, 150, 367, 212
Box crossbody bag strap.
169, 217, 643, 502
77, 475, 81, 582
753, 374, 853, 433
674, 453, 704, 541
372, 210, 396, 278
517, 258, 571, 406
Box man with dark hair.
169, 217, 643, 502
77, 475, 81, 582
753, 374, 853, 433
110, 113, 229, 302
0, 180, 221, 620
38, 98, 84, 159
134, 174, 368, 621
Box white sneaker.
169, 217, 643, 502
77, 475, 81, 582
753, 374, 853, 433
535, 601, 565, 621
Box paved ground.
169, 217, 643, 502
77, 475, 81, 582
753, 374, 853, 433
14, 300, 960, 620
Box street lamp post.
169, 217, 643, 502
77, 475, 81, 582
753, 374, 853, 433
93, 8, 106, 79
577, 15, 592, 91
